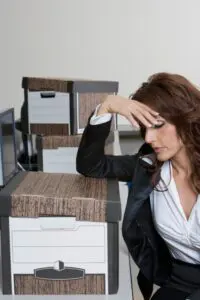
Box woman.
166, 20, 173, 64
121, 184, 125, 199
76, 73, 200, 300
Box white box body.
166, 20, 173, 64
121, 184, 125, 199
9, 217, 108, 295
40, 147, 78, 173
28, 91, 70, 125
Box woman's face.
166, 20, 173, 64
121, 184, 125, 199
143, 118, 184, 161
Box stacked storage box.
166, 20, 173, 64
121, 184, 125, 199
21, 77, 118, 136
0, 76, 122, 296
20, 77, 118, 172
0, 171, 121, 295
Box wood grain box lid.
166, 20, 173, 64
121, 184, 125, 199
22, 77, 119, 94
0, 171, 121, 222
36, 131, 114, 149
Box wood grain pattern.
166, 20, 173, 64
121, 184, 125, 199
79, 93, 115, 131
23, 77, 72, 93
11, 172, 107, 221
30, 124, 69, 135
79, 93, 108, 129
40, 135, 82, 149
14, 274, 105, 294
38, 132, 114, 149
22, 77, 118, 94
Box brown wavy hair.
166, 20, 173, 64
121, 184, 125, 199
130, 72, 200, 193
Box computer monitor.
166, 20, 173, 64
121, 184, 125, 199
0, 108, 18, 186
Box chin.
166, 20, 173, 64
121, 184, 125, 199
156, 152, 172, 162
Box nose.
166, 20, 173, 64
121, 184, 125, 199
144, 128, 157, 144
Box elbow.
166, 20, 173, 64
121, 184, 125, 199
76, 153, 92, 177
76, 157, 86, 176
76, 161, 96, 178
76, 148, 105, 178
76, 157, 104, 178
76, 164, 87, 177
76, 148, 84, 173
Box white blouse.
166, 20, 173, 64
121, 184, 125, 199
150, 160, 200, 264
90, 106, 200, 264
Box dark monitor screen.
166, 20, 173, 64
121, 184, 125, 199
0, 108, 17, 186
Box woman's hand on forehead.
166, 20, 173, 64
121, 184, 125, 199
98, 94, 163, 129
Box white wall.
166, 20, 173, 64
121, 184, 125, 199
1, 0, 200, 124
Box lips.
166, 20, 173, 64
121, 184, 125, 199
154, 147, 165, 153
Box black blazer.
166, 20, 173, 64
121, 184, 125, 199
76, 117, 172, 300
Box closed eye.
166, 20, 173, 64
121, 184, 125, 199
140, 121, 165, 130
139, 121, 165, 138
152, 122, 165, 129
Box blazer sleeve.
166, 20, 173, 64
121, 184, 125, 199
76, 117, 138, 182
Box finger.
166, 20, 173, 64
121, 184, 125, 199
137, 102, 160, 116
139, 110, 160, 125
126, 114, 140, 129
134, 112, 152, 128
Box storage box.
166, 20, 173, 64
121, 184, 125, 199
21, 77, 118, 136
0, 108, 18, 186
36, 132, 115, 173
0, 171, 121, 295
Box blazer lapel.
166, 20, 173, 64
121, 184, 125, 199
123, 152, 162, 228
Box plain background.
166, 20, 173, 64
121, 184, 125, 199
1, 0, 200, 125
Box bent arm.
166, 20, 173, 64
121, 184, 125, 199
76, 111, 138, 182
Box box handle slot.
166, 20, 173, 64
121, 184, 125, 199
34, 261, 85, 280
40, 92, 56, 98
